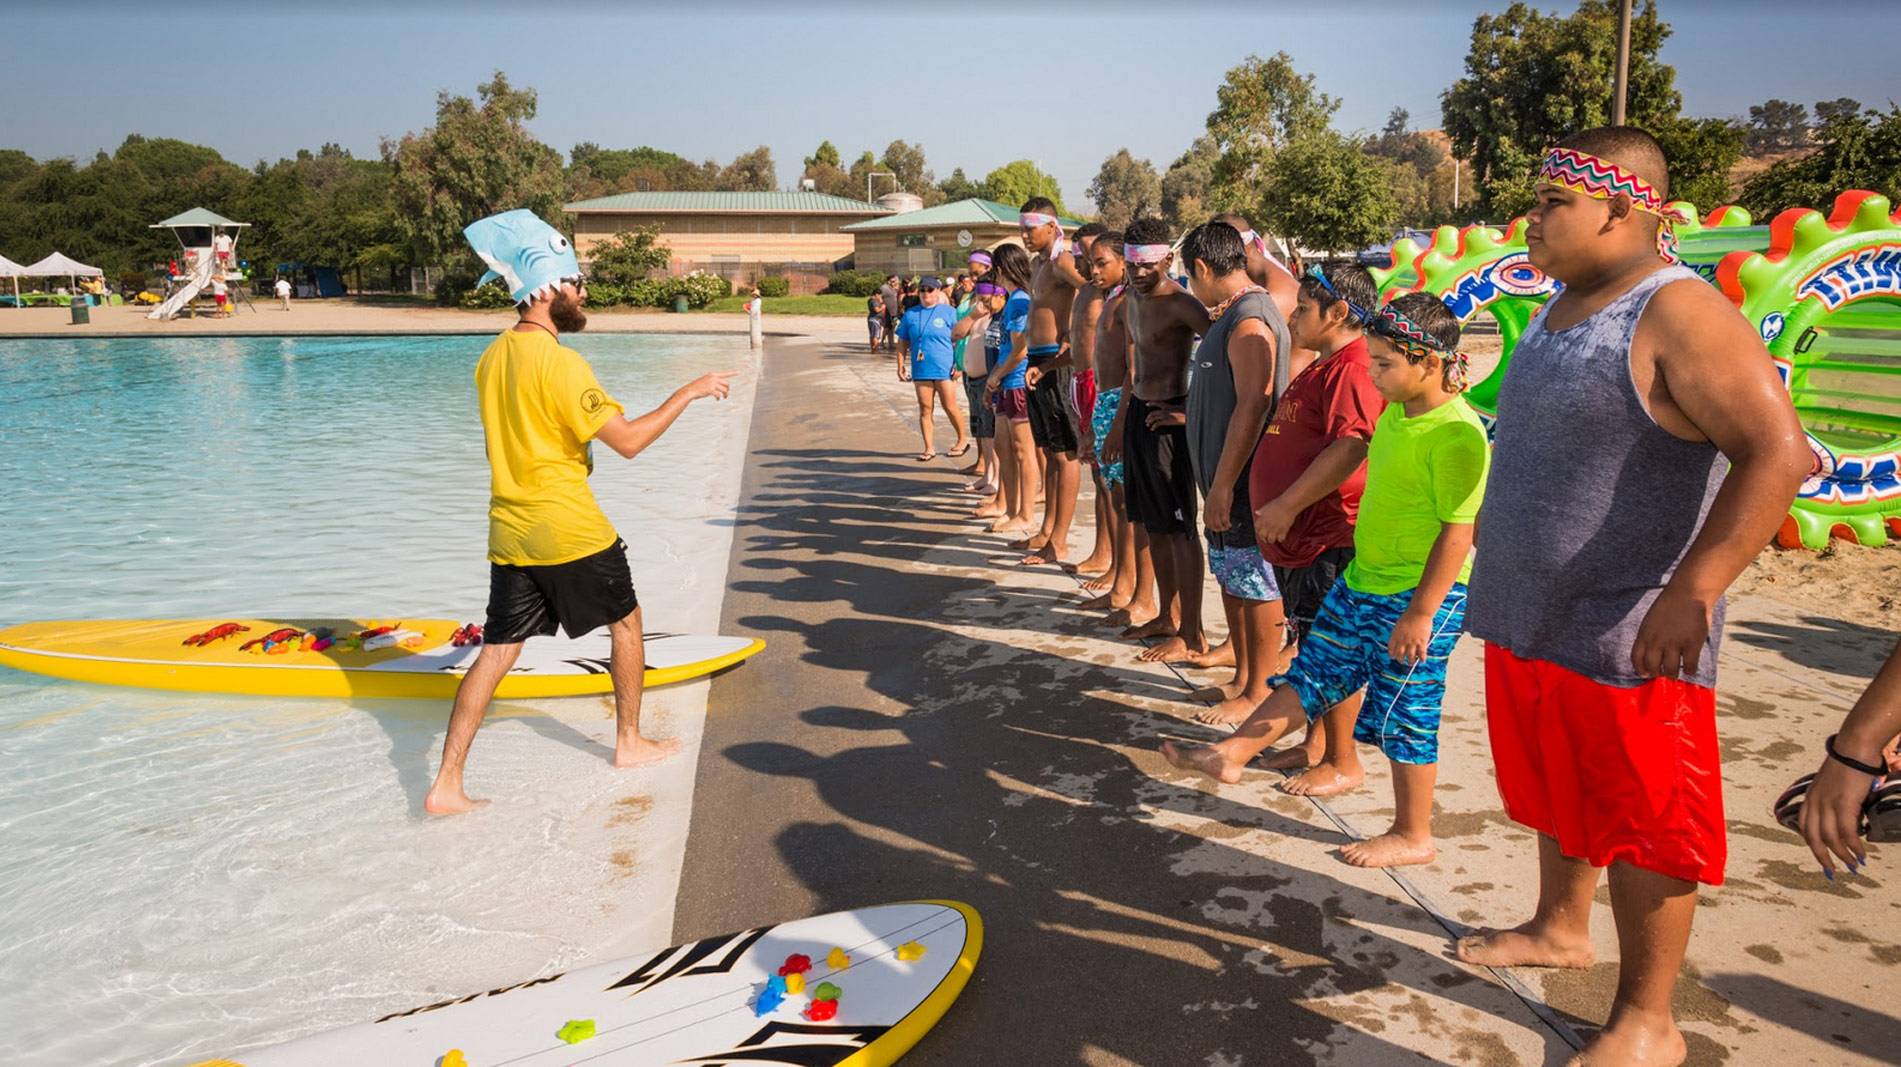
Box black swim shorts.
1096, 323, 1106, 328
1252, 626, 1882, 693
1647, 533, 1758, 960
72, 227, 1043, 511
485, 537, 639, 644
1122, 394, 1197, 535
1204, 460, 1258, 551
964, 374, 995, 439
1026, 363, 1080, 453
1272, 545, 1354, 645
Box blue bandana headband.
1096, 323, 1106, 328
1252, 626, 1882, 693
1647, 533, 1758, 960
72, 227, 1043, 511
463, 209, 582, 304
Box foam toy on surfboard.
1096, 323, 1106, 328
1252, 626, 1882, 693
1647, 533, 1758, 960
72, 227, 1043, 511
183, 900, 982, 1067
0, 618, 764, 699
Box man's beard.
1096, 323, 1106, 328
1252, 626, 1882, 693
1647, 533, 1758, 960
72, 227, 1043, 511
550, 291, 588, 333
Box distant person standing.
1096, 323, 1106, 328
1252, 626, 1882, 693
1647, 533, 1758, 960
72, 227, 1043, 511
867, 290, 887, 352
425, 209, 736, 815
213, 230, 234, 269
274, 276, 292, 311
880, 276, 903, 346
211, 276, 229, 317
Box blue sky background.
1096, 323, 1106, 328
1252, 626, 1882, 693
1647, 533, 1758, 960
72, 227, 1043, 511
8, 1, 1896, 206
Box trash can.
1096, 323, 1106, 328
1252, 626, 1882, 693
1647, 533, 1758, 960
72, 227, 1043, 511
671, 293, 689, 314
70, 296, 90, 326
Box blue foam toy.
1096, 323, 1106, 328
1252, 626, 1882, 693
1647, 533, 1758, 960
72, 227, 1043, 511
462, 209, 580, 305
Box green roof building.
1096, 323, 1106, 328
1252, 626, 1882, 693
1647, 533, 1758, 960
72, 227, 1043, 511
563, 191, 892, 289
840, 199, 1086, 275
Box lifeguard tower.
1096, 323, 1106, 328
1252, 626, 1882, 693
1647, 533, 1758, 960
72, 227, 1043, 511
148, 208, 252, 320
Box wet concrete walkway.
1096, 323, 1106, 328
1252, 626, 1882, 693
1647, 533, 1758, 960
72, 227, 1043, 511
676, 333, 1897, 1066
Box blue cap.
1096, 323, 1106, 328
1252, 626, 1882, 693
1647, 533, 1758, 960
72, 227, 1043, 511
919, 276, 943, 289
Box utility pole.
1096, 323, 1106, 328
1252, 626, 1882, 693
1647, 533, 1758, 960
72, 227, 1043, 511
1612, 0, 1632, 125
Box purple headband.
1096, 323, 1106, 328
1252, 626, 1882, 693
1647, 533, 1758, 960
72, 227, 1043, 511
968, 250, 992, 266
972, 282, 1006, 298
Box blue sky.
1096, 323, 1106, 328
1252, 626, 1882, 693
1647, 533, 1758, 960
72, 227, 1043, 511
7, 1, 1896, 206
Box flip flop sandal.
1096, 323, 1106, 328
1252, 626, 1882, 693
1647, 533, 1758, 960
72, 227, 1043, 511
947, 444, 972, 458
1867, 780, 1901, 843
1773, 773, 1816, 834
915, 452, 936, 462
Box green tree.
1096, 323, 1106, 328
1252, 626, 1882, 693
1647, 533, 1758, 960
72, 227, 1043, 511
1746, 99, 1811, 154
386, 71, 567, 267
805, 141, 841, 170
880, 140, 938, 202
1650, 116, 1745, 211
716, 145, 778, 191
1442, 0, 1681, 220
1365, 107, 1456, 226
1738, 105, 1901, 217
1087, 148, 1161, 228
1205, 52, 1338, 213
1258, 133, 1397, 253
1814, 98, 1865, 128
978, 160, 1065, 214
937, 167, 980, 203
585, 226, 672, 286
1161, 136, 1220, 233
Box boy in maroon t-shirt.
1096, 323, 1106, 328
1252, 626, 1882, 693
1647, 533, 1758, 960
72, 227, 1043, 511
1246, 261, 1385, 795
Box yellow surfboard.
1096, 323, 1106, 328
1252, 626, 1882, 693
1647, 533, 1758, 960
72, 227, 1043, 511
0, 619, 764, 699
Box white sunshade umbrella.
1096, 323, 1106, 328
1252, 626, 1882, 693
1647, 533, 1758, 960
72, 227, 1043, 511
0, 255, 27, 308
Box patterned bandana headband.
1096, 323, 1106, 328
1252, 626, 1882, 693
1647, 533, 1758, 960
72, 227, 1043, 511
1125, 244, 1172, 265
1019, 211, 1066, 256
1537, 147, 1693, 264
1375, 302, 1470, 393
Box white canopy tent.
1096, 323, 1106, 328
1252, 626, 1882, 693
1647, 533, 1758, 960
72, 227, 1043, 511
0, 255, 29, 308
23, 252, 104, 295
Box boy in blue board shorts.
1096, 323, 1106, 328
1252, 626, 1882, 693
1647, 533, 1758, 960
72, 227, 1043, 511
1160, 292, 1490, 869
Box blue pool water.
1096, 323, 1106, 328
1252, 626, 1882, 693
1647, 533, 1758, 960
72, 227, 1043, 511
0, 333, 756, 1067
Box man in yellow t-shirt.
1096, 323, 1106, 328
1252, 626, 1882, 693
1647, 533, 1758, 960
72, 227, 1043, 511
426, 209, 735, 815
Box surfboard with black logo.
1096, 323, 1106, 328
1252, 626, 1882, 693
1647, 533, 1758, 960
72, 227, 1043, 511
183, 900, 981, 1067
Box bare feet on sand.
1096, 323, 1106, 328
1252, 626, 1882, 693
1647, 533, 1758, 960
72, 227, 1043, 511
1158, 740, 1247, 784
614, 736, 683, 768
973, 501, 1006, 519
1564, 1015, 1688, 1067
1176, 641, 1236, 669
1138, 636, 1205, 663
423, 787, 491, 816
1079, 572, 1114, 592
1019, 546, 1066, 567
990, 519, 1036, 535
1340, 832, 1438, 868
1277, 761, 1364, 796
1079, 591, 1120, 610
1121, 615, 1173, 640
964, 480, 998, 495
1193, 692, 1261, 726
1454, 923, 1596, 970
1008, 534, 1049, 552
1259, 741, 1323, 771
1190, 681, 1244, 703
1062, 558, 1111, 578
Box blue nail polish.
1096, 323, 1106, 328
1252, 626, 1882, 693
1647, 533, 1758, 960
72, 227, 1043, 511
1824, 868, 1834, 881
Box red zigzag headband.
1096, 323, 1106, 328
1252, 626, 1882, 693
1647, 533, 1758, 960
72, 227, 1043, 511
1537, 147, 1693, 264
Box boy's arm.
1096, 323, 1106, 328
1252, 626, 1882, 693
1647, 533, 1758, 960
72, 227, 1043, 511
1254, 438, 1369, 542
1204, 319, 1275, 532
594, 372, 737, 459
1802, 637, 1901, 876
952, 309, 989, 341
1387, 522, 1474, 666
1631, 281, 1813, 680
1051, 250, 1089, 290
989, 325, 1030, 389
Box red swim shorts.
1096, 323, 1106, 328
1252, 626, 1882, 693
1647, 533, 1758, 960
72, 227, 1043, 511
994, 386, 1030, 424
1482, 643, 1726, 886
1071, 368, 1097, 426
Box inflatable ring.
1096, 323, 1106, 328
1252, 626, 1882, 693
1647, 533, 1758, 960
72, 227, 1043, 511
1718, 190, 1901, 548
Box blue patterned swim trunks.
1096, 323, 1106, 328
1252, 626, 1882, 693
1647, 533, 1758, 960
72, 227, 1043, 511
1093, 387, 1124, 487
1274, 578, 1468, 764
1205, 535, 1280, 602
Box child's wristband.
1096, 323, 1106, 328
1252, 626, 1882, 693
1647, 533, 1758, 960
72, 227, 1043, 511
1825, 734, 1886, 777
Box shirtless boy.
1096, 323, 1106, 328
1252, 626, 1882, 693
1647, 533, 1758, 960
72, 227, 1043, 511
1015, 197, 1086, 566
1080, 234, 1153, 624
1109, 217, 1209, 661
1064, 223, 1119, 582
1456, 127, 1809, 1067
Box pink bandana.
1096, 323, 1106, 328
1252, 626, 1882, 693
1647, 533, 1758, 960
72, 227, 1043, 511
1537, 147, 1694, 264
1019, 211, 1065, 257
1125, 244, 1171, 265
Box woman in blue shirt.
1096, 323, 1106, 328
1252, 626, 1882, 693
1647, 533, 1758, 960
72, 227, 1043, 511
894, 276, 970, 461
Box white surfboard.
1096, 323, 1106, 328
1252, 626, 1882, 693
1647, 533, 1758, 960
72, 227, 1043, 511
186, 900, 982, 1067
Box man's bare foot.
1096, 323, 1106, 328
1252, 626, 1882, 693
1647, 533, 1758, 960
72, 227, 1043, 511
1455, 922, 1596, 970
1079, 572, 1114, 592
1259, 742, 1323, 771
1019, 546, 1065, 566
1079, 591, 1115, 610
960, 461, 983, 476
964, 481, 998, 495
1341, 832, 1438, 868
990, 519, 1035, 534
614, 736, 683, 768
1121, 615, 1175, 640
973, 501, 1006, 518
1063, 557, 1111, 577
1139, 636, 1205, 663
1177, 641, 1236, 669
1193, 691, 1261, 725
1190, 681, 1244, 703
1564, 1013, 1687, 1067
1008, 534, 1049, 552
423, 784, 491, 815
1158, 740, 1248, 784
1277, 761, 1364, 796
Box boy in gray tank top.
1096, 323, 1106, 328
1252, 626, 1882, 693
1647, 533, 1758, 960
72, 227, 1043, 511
1457, 127, 1811, 1067
1179, 221, 1290, 727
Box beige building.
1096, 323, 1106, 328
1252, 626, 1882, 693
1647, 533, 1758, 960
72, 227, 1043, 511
842, 198, 1087, 275
564, 192, 892, 288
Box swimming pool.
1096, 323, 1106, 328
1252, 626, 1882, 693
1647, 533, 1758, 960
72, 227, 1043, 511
0, 333, 757, 1067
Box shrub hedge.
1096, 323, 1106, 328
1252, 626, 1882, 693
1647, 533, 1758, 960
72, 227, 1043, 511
756, 275, 790, 298
823, 269, 886, 297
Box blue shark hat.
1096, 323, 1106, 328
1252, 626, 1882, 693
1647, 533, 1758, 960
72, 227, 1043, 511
463, 209, 581, 304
